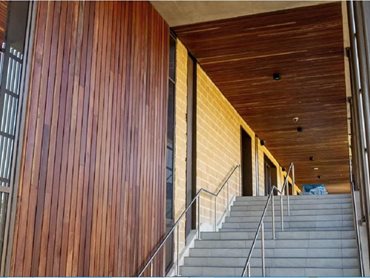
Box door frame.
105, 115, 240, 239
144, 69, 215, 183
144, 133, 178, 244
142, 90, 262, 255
264, 155, 277, 195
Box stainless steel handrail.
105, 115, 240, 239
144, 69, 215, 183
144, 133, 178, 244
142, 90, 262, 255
351, 181, 365, 276
137, 164, 240, 277
241, 162, 294, 277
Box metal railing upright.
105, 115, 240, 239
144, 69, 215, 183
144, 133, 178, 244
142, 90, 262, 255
241, 162, 294, 277
351, 181, 365, 277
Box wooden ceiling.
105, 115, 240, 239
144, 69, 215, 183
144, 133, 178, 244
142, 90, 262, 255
174, 2, 350, 190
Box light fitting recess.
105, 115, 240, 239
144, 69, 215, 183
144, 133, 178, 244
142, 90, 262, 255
273, 72, 281, 80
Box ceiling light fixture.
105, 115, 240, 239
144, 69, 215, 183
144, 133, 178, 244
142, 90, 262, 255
314, 167, 319, 170
273, 72, 281, 80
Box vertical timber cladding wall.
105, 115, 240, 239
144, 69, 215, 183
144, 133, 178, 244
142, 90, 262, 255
10, 1, 169, 277
174, 40, 284, 237
0, 1, 7, 43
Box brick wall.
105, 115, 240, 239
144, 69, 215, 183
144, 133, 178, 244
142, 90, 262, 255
173, 39, 288, 258
173, 41, 188, 253
196, 64, 285, 228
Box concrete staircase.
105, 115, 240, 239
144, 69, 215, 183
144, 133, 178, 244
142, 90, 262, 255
180, 194, 360, 276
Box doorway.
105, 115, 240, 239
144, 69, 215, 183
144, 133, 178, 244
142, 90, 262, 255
241, 128, 252, 196
264, 155, 277, 195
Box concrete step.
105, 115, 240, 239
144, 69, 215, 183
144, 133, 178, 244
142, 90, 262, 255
235, 194, 351, 201
179, 194, 359, 277
231, 203, 352, 211
233, 198, 351, 206
222, 220, 353, 229
230, 208, 353, 217
220, 226, 356, 232
189, 247, 358, 258
225, 214, 353, 223
200, 230, 356, 240
194, 238, 357, 249
180, 266, 360, 276
183, 256, 359, 268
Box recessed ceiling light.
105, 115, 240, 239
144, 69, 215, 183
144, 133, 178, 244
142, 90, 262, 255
293, 117, 299, 123
314, 167, 319, 170
273, 72, 281, 80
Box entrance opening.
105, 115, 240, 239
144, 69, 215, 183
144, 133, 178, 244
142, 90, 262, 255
241, 128, 252, 196
264, 155, 277, 195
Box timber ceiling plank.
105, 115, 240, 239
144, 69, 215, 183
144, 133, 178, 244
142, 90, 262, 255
174, 2, 349, 189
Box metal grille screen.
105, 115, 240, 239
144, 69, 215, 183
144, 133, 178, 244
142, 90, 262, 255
0, 1, 29, 274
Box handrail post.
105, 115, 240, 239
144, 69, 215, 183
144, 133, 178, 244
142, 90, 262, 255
150, 261, 153, 277
280, 194, 284, 231
176, 225, 179, 276
261, 221, 265, 277
287, 180, 290, 216
290, 163, 294, 215
197, 196, 201, 239
240, 163, 294, 278
226, 181, 229, 206
214, 196, 217, 231
272, 194, 275, 239
351, 181, 365, 276
247, 262, 251, 277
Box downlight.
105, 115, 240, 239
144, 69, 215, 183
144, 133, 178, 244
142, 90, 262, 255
273, 72, 281, 80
